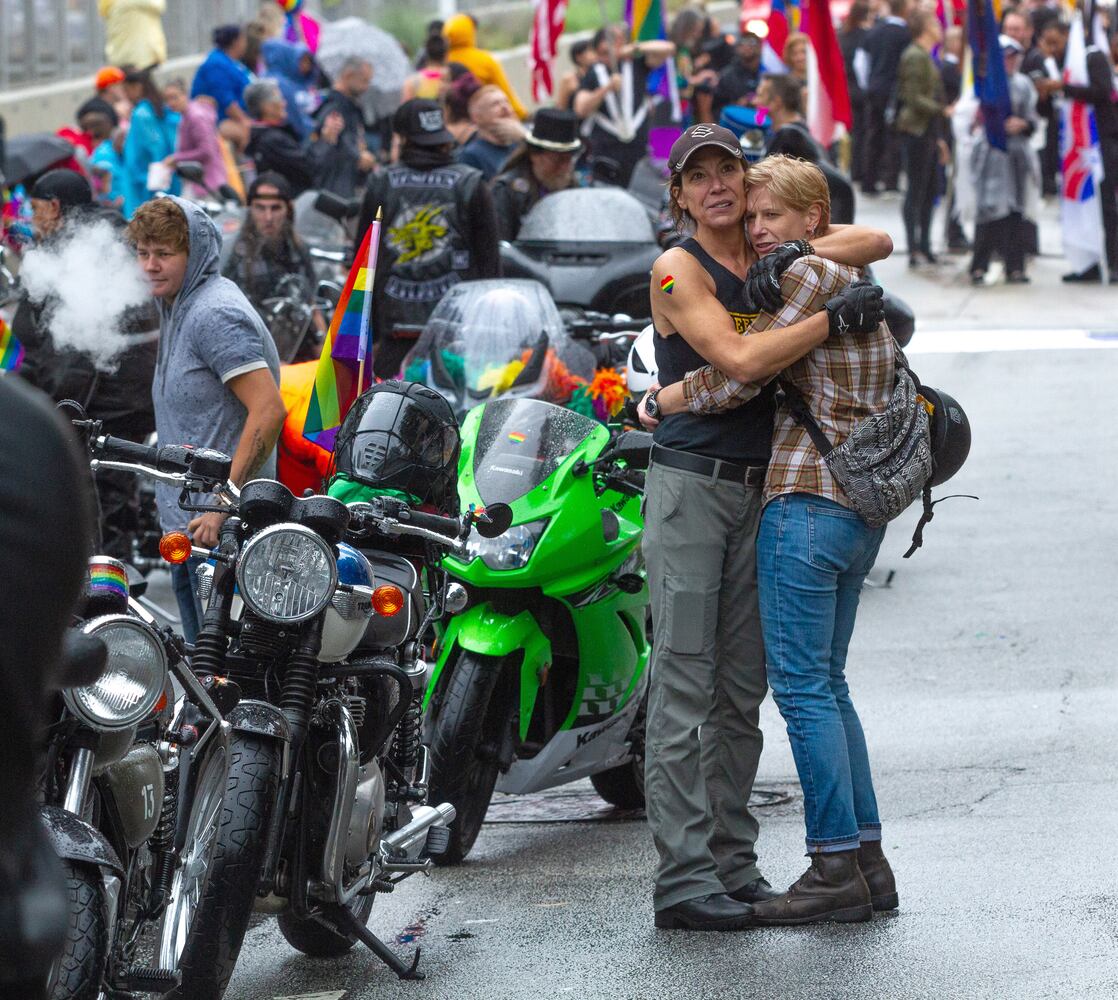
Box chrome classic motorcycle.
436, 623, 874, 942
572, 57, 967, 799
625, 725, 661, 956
83, 425, 507, 997
41, 547, 231, 999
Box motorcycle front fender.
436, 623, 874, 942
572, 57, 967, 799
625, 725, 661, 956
227, 699, 291, 743
41, 805, 124, 876
427, 603, 552, 742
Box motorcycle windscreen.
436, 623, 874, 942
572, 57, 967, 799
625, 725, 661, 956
404, 279, 594, 415
472, 398, 597, 506
516, 188, 657, 243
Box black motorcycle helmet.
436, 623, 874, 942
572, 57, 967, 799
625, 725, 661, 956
334, 381, 461, 515
921, 385, 971, 486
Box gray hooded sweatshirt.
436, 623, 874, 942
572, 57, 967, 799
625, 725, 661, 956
152, 197, 280, 532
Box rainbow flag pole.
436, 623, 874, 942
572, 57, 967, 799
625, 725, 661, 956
355, 206, 381, 398
302, 210, 383, 452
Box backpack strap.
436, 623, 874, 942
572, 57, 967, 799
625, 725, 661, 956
777, 378, 835, 457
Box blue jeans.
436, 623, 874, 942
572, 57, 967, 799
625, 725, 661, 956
756, 494, 886, 853
170, 556, 204, 644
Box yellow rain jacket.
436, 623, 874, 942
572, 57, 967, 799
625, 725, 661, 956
443, 14, 528, 119
98, 0, 167, 69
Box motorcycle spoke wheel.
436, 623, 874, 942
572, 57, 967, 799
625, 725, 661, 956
157, 745, 226, 971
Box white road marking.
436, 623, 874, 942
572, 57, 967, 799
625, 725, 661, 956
273, 992, 346, 1000
906, 328, 1118, 354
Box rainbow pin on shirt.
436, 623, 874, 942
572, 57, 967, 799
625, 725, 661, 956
660, 275, 675, 295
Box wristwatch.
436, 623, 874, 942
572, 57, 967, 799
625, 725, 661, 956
644, 387, 663, 420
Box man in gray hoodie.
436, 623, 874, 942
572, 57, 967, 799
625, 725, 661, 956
127, 196, 285, 640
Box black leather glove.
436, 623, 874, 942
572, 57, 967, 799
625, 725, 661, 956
825, 280, 885, 336
743, 240, 814, 312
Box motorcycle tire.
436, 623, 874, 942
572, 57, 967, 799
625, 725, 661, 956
590, 694, 647, 810
590, 760, 646, 809
47, 860, 109, 1000
276, 894, 375, 958
168, 735, 281, 1000
426, 653, 505, 865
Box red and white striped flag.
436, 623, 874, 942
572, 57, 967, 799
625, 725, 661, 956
803, 0, 852, 147
529, 0, 569, 103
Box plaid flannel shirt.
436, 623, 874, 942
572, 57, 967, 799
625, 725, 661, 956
680, 256, 897, 508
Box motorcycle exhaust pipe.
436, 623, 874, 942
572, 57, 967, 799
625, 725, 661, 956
380, 802, 456, 858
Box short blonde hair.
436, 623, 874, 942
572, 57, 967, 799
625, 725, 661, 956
746, 154, 830, 232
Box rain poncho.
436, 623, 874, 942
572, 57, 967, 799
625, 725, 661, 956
970, 72, 1041, 225
122, 100, 180, 218
261, 38, 318, 141
98, 0, 166, 70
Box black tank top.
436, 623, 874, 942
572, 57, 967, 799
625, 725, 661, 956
652, 238, 776, 464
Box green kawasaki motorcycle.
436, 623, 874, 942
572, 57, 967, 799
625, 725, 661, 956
422, 396, 653, 862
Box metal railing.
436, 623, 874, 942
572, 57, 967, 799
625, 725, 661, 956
0, 0, 515, 93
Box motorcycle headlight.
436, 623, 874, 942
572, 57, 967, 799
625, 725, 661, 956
64, 615, 169, 731
464, 519, 548, 571
236, 523, 338, 623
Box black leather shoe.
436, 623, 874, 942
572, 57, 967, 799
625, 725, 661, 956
728, 877, 782, 904
654, 893, 755, 931
1063, 264, 1102, 283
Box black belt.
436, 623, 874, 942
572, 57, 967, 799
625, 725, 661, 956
651, 444, 767, 488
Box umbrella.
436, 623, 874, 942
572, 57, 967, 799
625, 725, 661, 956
317, 18, 411, 96
2, 134, 76, 189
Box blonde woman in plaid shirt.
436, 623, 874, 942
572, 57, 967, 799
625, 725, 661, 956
639, 127, 891, 932
649, 154, 900, 926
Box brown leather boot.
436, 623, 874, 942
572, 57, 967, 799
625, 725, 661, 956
750, 850, 872, 926
858, 840, 899, 911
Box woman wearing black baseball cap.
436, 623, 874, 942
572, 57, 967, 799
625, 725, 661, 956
637, 123, 893, 931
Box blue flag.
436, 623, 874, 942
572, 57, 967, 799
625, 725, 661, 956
967, 0, 1011, 150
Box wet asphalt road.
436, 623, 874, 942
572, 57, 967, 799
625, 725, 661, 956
214, 343, 1118, 999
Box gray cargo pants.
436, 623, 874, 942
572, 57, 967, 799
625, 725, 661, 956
642, 460, 768, 911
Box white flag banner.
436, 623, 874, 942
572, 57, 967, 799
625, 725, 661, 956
1060, 11, 1106, 275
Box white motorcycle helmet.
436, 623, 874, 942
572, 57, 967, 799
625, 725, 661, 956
626, 324, 658, 398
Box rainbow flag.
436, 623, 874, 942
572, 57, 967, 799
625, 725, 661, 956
626, 0, 682, 123
0, 317, 23, 372
302, 215, 380, 452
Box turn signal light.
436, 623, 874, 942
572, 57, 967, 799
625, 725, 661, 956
371, 584, 405, 617
159, 532, 192, 565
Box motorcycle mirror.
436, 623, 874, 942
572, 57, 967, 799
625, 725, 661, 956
175, 160, 205, 185
475, 503, 513, 539
316, 279, 343, 310
609, 430, 653, 470
444, 582, 468, 614
314, 190, 361, 221
217, 183, 243, 206
591, 156, 622, 186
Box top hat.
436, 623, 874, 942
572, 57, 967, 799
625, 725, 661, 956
525, 108, 582, 153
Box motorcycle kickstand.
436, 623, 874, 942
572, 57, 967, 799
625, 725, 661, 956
326, 905, 424, 981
